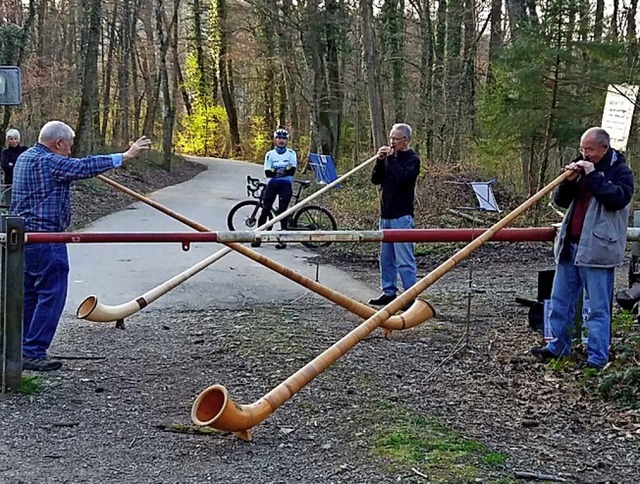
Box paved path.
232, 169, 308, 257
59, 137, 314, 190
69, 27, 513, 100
65, 157, 377, 317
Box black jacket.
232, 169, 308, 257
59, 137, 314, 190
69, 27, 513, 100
371, 149, 420, 219
553, 149, 634, 267
1, 145, 27, 185
554, 149, 634, 211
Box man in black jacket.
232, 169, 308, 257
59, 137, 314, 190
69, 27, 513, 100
369, 123, 421, 307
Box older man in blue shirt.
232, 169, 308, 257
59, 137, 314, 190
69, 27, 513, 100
11, 120, 151, 371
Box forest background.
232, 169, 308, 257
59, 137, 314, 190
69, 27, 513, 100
2, 0, 640, 198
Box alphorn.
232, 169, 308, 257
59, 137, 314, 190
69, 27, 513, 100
191, 170, 573, 441
76, 155, 433, 333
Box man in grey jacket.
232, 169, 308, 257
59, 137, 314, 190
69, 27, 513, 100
531, 127, 634, 370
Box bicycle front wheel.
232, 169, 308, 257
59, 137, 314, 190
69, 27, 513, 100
292, 205, 337, 249
227, 200, 273, 231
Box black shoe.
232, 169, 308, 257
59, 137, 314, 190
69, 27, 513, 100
23, 357, 63, 372
275, 242, 287, 250
581, 361, 604, 371
250, 241, 261, 248
368, 293, 396, 305
530, 347, 558, 362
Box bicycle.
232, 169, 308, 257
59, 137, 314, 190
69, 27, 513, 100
227, 175, 337, 248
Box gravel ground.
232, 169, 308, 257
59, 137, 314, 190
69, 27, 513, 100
1, 160, 639, 484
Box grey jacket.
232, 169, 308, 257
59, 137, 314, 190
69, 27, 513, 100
553, 150, 634, 268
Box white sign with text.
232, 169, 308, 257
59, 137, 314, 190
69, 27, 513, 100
601, 84, 639, 151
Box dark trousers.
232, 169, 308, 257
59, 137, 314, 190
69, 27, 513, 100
258, 179, 293, 230
23, 243, 69, 359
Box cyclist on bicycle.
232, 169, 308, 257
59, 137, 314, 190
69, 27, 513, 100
251, 128, 297, 249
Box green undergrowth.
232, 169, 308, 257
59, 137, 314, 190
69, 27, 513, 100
591, 310, 640, 409
17, 375, 44, 394
369, 403, 508, 483
543, 310, 640, 409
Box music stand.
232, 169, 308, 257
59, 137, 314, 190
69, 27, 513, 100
428, 180, 501, 376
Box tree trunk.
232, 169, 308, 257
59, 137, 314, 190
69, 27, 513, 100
419, 0, 434, 159
141, 8, 159, 136
117, 0, 132, 144
0, 0, 36, 135
487, 0, 502, 81
323, 0, 343, 156
217, 0, 241, 154
611, 0, 619, 39
627, 0, 638, 65
594, 0, 604, 40
538, 33, 562, 192
101, 1, 118, 142
360, 0, 386, 148
74, 0, 102, 155
155, 0, 180, 170
506, 0, 527, 38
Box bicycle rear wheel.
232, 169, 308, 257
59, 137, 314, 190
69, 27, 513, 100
227, 200, 273, 231
292, 205, 337, 249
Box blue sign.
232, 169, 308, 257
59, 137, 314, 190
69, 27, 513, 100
309, 153, 340, 187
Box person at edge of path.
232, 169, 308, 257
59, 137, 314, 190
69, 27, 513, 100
368, 123, 421, 311
1, 128, 28, 206
10, 120, 151, 372
251, 128, 297, 250
530, 127, 634, 371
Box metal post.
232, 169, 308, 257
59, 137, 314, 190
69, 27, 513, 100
0, 215, 5, 391
1, 216, 24, 392
630, 210, 640, 286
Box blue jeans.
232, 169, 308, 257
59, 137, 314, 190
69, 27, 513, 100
379, 215, 417, 296
546, 243, 613, 367
23, 243, 69, 359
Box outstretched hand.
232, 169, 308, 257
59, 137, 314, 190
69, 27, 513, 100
123, 136, 152, 162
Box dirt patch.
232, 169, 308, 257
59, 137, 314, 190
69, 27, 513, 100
1, 159, 639, 483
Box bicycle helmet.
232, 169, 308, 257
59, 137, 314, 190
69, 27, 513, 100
273, 128, 290, 139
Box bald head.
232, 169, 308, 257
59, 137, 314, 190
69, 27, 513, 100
38, 121, 75, 157
580, 127, 610, 164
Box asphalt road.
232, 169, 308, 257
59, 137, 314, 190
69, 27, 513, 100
65, 157, 376, 317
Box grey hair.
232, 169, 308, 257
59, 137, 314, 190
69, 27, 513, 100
391, 123, 412, 140
6, 128, 20, 140
582, 127, 610, 147
38, 121, 75, 144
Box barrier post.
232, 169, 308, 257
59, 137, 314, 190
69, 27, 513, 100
1, 216, 24, 392
630, 211, 640, 286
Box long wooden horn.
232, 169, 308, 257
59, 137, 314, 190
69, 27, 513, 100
77, 171, 435, 331
191, 170, 573, 441
77, 155, 432, 329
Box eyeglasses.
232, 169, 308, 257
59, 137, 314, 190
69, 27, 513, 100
390, 136, 406, 141
275, 136, 288, 140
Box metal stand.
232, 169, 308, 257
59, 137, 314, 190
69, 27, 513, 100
1, 216, 24, 392
463, 218, 486, 350
426, 182, 499, 378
